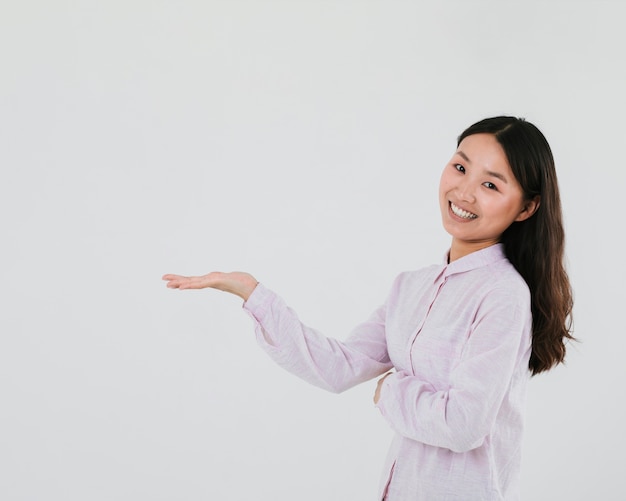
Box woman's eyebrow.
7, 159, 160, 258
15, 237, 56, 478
456, 150, 471, 163
457, 150, 509, 184
485, 170, 509, 184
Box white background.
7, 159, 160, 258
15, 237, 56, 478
1, 1, 624, 500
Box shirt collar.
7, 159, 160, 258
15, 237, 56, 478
442, 243, 507, 278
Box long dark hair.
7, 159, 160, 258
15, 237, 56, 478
458, 116, 574, 375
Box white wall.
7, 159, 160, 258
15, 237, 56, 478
1, 1, 624, 500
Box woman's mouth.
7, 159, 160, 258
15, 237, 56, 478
450, 202, 477, 220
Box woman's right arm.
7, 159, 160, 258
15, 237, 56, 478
243, 282, 393, 393
162, 271, 393, 393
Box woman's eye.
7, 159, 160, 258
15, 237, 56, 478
454, 164, 465, 173
483, 182, 497, 190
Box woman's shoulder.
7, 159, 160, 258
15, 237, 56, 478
489, 257, 529, 289
474, 258, 532, 309
394, 264, 443, 285
385, 265, 444, 301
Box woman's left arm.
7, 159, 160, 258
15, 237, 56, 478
374, 288, 532, 453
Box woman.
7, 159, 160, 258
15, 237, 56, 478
163, 116, 574, 500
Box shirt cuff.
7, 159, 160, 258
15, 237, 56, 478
242, 282, 274, 324
375, 371, 397, 413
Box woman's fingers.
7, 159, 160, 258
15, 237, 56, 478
162, 274, 199, 289
373, 372, 392, 404
162, 271, 258, 300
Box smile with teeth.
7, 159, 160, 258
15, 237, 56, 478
450, 202, 477, 219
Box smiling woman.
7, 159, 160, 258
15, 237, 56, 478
163, 116, 574, 501
440, 133, 540, 262
454, 117, 574, 376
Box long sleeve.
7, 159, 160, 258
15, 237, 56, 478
239, 245, 533, 500
375, 286, 532, 453
243, 283, 394, 393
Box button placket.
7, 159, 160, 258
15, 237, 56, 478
407, 271, 448, 374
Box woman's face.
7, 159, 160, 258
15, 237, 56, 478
439, 133, 538, 260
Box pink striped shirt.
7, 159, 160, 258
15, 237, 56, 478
243, 243, 532, 500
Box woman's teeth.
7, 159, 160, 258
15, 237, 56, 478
451, 202, 477, 219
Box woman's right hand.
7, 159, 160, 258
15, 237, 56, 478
162, 271, 259, 301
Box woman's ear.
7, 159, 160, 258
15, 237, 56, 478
515, 195, 541, 222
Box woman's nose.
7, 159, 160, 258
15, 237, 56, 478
456, 179, 476, 203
